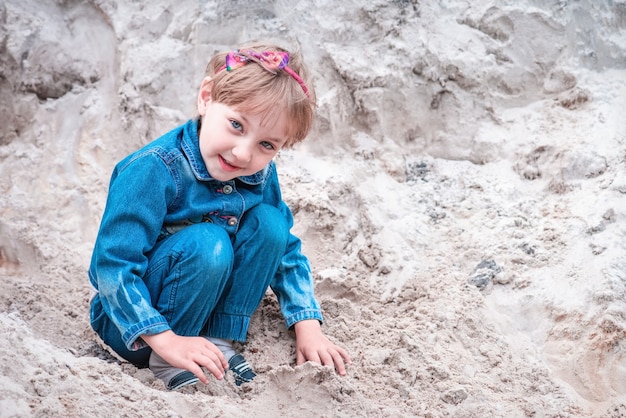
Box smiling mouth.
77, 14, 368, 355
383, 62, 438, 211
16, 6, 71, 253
219, 155, 241, 172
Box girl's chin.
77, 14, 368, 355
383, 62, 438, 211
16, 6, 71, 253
209, 171, 237, 181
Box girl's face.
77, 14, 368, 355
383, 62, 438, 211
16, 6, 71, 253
197, 80, 289, 182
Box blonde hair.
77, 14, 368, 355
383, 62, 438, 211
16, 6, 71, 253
204, 42, 316, 147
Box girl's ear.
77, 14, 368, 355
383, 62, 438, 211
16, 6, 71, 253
197, 77, 213, 116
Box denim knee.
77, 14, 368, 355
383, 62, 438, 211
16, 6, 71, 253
145, 223, 235, 336
237, 203, 289, 251
176, 223, 234, 281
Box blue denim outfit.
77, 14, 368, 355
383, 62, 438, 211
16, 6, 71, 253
89, 119, 323, 366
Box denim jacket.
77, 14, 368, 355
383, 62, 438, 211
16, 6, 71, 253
89, 119, 323, 350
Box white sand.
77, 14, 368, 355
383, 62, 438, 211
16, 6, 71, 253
1, 0, 626, 416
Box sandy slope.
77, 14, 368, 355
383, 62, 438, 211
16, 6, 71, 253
1, 0, 626, 416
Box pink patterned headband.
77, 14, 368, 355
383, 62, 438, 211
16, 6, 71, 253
218, 49, 309, 98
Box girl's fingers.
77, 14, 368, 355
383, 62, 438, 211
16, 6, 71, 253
302, 349, 321, 366
187, 363, 209, 384
318, 349, 335, 368
336, 346, 352, 364
201, 358, 225, 380
329, 349, 348, 376
193, 351, 226, 380
296, 349, 306, 365
205, 343, 229, 370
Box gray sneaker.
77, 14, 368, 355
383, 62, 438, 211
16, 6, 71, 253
228, 353, 256, 386
149, 351, 199, 391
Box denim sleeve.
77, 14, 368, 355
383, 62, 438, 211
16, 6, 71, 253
89, 151, 175, 350
266, 166, 324, 328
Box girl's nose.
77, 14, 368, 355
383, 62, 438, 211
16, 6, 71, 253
232, 143, 252, 163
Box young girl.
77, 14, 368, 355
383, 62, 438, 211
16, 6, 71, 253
88, 42, 351, 390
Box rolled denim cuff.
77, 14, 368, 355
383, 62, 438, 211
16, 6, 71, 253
123, 319, 171, 351
207, 313, 251, 342
284, 309, 324, 329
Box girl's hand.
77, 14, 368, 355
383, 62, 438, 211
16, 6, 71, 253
142, 330, 228, 384
293, 319, 351, 376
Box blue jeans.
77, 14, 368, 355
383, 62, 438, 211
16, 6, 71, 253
90, 203, 289, 367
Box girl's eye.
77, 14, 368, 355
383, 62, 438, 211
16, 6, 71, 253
260, 141, 275, 150
230, 120, 243, 132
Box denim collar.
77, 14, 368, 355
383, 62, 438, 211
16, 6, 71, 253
181, 118, 267, 185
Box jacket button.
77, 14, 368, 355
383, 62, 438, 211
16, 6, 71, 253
227, 217, 238, 226
223, 185, 233, 194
